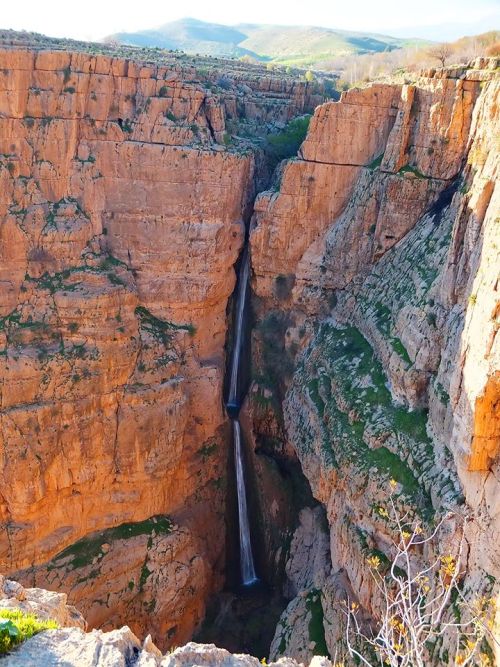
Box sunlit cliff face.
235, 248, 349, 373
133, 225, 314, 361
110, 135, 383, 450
0, 43, 498, 663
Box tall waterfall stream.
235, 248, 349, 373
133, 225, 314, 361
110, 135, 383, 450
226, 250, 258, 586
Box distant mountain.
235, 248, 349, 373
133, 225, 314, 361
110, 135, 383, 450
106, 18, 429, 67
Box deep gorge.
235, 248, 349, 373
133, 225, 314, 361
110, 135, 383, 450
0, 43, 498, 666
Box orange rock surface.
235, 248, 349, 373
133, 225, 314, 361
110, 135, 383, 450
0, 46, 317, 646
469, 372, 500, 471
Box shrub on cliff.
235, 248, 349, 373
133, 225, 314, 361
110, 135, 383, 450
265, 115, 311, 168
344, 486, 497, 666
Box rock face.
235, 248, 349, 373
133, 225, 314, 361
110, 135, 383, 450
14, 517, 208, 650
0, 42, 499, 665
0, 574, 85, 629
269, 507, 331, 665
249, 58, 500, 663
1, 634, 333, 667
0, 46, 318, 649
0, 575, 332, 666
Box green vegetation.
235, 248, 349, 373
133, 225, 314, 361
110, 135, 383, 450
397, 164, 428, 179
390, 337, 412, 366
0, 610, 58, 655
104, 18, 423, 69
0, 311, 61, 352
135, 306, 195, 344
198, 442, 217, 460
306, 589, 330, 657
121, 118, 133, 133
265, 115, 311, 166
134, 306, 194, 369
106, 272, 126, 287
25, 268, 81, 294
294, 323, 436, 517
367, 153, 384, 170
139, 563, 152, 591
50, 516, 172, 570
434, 381, 450, 405
369, 301, 413, 367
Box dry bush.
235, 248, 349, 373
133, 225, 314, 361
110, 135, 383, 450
342, 486, 498, 666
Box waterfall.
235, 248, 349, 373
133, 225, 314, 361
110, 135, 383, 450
233, 419, 257, 585
227, 249, 250, 408
227, 249, 258, 586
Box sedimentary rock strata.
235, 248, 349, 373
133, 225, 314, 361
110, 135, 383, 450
0, 39, 498, 664
0, 45, 318, 648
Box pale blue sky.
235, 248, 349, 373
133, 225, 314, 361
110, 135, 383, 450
2, 0, 499, 41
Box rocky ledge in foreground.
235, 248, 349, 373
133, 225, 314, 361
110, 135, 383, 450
2, 635, 334, 667
0, 575, 332, 666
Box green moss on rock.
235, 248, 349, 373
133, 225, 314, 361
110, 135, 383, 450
306, 589, 330, 657
292, 323, 434, 517
50, 515, 172, 570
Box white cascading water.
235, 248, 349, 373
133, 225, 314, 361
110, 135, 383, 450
227, 250, 250, 407
232, 419, 257, 584
227, 249, 257, 585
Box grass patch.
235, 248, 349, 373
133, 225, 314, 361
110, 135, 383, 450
390, 337, 412, 366
265, 115, 311, 167
367, 153, 384, 170
434, 382, 450, 405
139, 563, 152, 591
398, 164, 428, 179
199, 442, 217, 460
135, 305, 195, 346
293, 323, 434, 517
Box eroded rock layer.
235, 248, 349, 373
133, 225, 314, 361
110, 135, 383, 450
249, 58, 500, 663
0, 576, 334, 666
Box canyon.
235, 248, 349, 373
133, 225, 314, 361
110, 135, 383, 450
0, 39, 498, 665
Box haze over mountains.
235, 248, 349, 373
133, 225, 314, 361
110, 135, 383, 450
106, 18, 429, 67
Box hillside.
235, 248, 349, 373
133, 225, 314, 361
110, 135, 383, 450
323, 29, 500, 85
107, 17, 427, 67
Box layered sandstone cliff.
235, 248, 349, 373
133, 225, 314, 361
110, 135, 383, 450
249, 58, 500, 663
0, 46, 319, 649
0, 41, 499, 665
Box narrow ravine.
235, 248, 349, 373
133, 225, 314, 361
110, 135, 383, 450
226, 249, 258, 586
